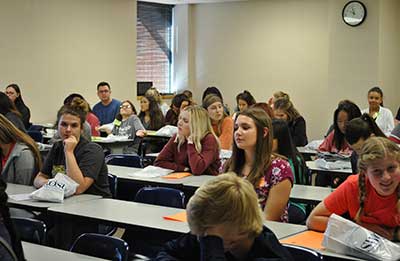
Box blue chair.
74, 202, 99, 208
105, 154, 143, 168
28, 125, 43, 132
0, 236, 18, 261
283, 244, 324, 260
134, 187, 185, 209
108, 173, 118, 199
70, 233, 129, 261
11, 217, 46, 245
27, 130, 43, 143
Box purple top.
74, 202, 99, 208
255, 158, 294, 222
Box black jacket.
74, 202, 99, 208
154, 226, 293, 261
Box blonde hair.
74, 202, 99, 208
224, 107, 274, 188
202, 94, 227, 136
355, 137, 400, 223
175, 105, 220, 153
187, 172, 263, 238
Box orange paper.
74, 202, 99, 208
280, 231, 325, 250
163, 211, 187, 222
162, 172, 192, 179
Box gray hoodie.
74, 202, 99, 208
1, 143, 37, 185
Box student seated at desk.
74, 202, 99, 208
0, 92, 26, 133
101, 100, 145, 154
34, 104, 111, 197
154, 106, 221, 175
165, 93, 191, 126
231, 90, 256, 120
272, 119, 308, 223
224, 108, 294, 222
307, 137, 400, 241
361, 86, 394, 136
273, 97, 308, 147
0, 179, 25, 261
155, 173, 293, 260
202, 94, 234, 150
318, 100, 361, 155
0, 114, 41, 185
345, 113, 386, 174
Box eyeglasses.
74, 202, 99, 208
120, 105, 131, 109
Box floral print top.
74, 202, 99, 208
254, 158, 294, 222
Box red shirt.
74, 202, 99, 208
1, 142, 16, 171
154, 133, 221, 176
324, 174, 400, 228
87, 112, 100, 136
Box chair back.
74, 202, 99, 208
283, 244, 324, 260
105, 154, 143, 168
108, 173, 118, 199
11, 217, 46, 245
28, 125, 43, 132
27, 130, 43, 143
70, 233, 129, 261
134, 187, 185, 209
0, 236, 18, 261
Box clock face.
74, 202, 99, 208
342, 1, 366, 26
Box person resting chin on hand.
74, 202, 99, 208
34, 104, 111, 197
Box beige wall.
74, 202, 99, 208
0, 0, 137, 124
176, 0, 400, 140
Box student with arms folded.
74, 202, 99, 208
154, 106, 220, 175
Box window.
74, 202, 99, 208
136, 2, 173, 94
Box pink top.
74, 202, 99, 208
318, 130, 352, 155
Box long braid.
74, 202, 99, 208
355, 172, 367, 223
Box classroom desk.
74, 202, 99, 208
306, 160, 352, 174
290, 184, 333, 204
108, 165, 332, 204
22, 241, 108, 261
48, 198, 306, 240
265, 221, 307, 240
6, 183, 101, 212
297, 146, 318, 158
93, 137, 134, 154
107, 165, 184, 188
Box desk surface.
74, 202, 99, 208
107, 165, 183, 186
306, 160, 352, 174
6, 183, 102, 211
297, 146, 318, 155
264, 221, 307, 240
108, 165, 332, 203
49, 198, 189, 234
290, 184, 333, 204
48, 198, 306, 240
22, 241, 108, 261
